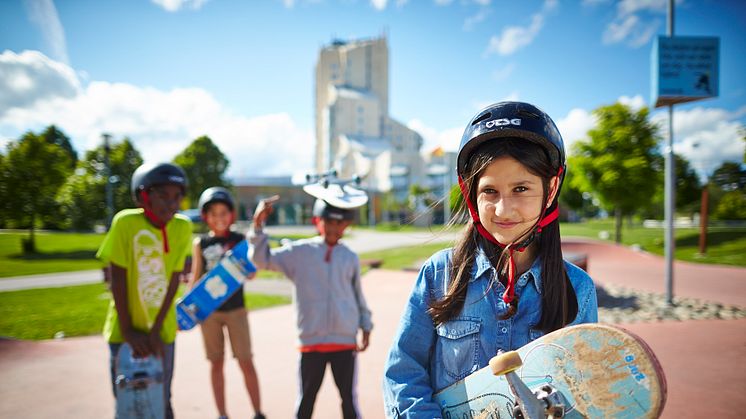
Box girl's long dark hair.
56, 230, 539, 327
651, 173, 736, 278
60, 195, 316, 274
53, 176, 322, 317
428, 139, 577, 333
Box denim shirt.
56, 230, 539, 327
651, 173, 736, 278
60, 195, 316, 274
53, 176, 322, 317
382, 247, 598, 418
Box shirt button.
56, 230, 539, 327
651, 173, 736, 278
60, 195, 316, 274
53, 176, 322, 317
501, 327, 508, 333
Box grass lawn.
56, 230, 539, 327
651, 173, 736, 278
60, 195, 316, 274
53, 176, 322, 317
560, 220, 746, 266
0, 232, 105, 278
0, 283, 290, 341
359, 242, 452, 271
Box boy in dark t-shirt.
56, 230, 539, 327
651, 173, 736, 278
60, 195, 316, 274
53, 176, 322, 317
189, 187, 265, 419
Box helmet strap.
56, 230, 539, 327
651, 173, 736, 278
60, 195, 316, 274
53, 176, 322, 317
140, 191, 170, 253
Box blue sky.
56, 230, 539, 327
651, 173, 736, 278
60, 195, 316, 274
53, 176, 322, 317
1, 0, 744, 179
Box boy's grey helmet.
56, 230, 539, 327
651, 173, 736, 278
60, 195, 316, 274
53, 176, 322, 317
131, 162, 188, 203
312, 199, 355, 221
198, 187, 235, 212
456, 101, 566, 189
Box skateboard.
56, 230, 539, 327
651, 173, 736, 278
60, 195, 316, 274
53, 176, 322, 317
434, 323, 667, 419
303, 170, 369, 208
114, 343, 165, 419
176, 239, 256, 331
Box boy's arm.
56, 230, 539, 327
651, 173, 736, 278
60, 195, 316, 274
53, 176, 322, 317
110, 263, 150, 357
148, 270, 181, 357
188, 237, 203, 290
247, 195, 296, 278
351, 261, 373, 351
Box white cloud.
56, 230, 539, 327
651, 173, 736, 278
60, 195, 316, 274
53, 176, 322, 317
21, 0, 68, 64
484, 0, 557, 56
556, 108, 597, 151
0, 50, 81, 116
150, 0, 210, 12
595, 0, 675, 48
463, 8, 490, 31
618, 94, 646, 111
0, 50, 314, 178
652, 106, 745, 177
371, 0, 388, 11
407, 119, 462, 153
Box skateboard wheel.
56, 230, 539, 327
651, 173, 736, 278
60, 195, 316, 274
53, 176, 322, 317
489, 351, 523, 376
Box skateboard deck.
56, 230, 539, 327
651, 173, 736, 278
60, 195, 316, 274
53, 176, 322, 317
434, 323, 667, 419
176, 239, 256, 330
114, 343, 164, 419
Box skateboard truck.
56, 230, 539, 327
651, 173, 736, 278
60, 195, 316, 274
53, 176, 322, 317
490, 351, 566, 419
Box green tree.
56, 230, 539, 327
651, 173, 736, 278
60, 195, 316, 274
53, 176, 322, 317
571, 103, 661, 243
56, 138, 143, 230
641, 153, 702, 218
712, 190, 746, 220
40, 125, 77, 169
173, 136, 231, 207
711, 161, 746, 192
0, 132, 73, 251
560, 163, 600, 220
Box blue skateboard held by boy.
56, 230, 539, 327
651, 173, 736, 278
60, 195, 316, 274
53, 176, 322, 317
176, 240, 256, 331
115, 343, 165, 419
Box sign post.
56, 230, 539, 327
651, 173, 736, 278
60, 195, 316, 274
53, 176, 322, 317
651, 0, 719, 306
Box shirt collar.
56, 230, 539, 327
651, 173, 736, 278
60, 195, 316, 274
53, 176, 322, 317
472, 247, 544, 294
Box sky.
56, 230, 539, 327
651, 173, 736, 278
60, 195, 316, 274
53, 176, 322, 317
1, 0, 744, 181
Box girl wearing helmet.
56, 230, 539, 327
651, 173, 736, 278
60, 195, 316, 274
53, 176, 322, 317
189, 187, 265, 419
383, 102, 598, 417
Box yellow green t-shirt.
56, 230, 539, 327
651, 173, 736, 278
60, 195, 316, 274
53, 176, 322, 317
97, 208, 192, 344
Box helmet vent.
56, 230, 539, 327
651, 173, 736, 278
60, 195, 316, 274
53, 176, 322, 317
472, 112, 492, 126
517, 109, 541, 119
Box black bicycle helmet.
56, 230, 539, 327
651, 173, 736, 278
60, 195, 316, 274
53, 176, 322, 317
198, 187, 235, 213
457, 101, 565, 187
131, 162, 188, 203
312, 199, 355, 221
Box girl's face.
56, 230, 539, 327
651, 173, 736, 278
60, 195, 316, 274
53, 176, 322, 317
476, 156, 557, 244
146, 184, 183, 225
204, 202, 233, 235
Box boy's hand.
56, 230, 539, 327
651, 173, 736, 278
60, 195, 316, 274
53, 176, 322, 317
123, 330, 151, 358
253, 195, 280, 229
148, 328, 165, 358
357, 330, 371, 352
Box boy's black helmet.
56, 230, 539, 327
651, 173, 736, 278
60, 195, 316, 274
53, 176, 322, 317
131, 162, 188, 203
198, 187, 235, 212
457, 101, 566, 181
312, 199, 355, 221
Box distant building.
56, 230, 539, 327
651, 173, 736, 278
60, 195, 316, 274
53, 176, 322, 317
233, 176, 313, 225
314, 35, 427, 206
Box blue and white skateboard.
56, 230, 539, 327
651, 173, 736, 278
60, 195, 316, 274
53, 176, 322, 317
176, 240, 256, 331
115, 343, 165, 419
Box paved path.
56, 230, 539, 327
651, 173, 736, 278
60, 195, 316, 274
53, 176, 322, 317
0, 227, 458, 292
1, 236, 745, 417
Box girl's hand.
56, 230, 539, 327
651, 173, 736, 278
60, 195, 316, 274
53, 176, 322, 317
253, 195, 280, 229
357, 330, 371, 352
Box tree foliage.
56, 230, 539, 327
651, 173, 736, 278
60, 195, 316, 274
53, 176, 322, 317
0, 130, 74, 251
570, 103, 661, 242
40, 125, 77, 169
56, 138, 143, 230
173, 136, 231, 207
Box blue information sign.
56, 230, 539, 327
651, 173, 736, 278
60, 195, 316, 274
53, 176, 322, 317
651, 36, 719, 108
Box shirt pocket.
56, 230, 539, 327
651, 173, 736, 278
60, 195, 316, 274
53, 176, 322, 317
435, 317, 482, 381
529, 327, 544, 342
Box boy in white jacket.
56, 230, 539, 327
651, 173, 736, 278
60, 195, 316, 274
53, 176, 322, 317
249, 195, 372, 419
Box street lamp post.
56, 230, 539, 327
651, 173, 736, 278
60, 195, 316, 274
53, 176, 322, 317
103, 133, 114, 229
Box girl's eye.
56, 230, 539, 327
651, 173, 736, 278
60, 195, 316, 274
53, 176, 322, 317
514, 186, 528, 193
481, 188, 497, 195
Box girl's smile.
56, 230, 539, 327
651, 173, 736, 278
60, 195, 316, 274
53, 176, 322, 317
476, 156, 556, 244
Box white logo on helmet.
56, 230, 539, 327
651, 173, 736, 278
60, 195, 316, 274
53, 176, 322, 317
485, 118, 521, 128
